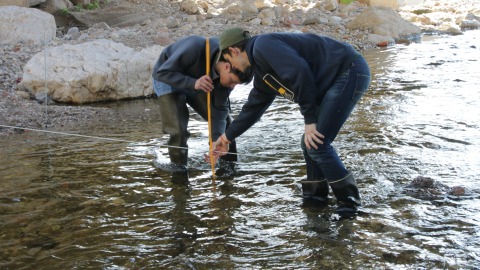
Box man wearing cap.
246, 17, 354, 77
152, 35, 246, 170
211, 28, 371, 217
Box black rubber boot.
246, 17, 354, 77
219, 115, 237, 162
157, 93, 190, 168
301, 179, 329, 207
218, 139, 238, 162
171, 170, 189, 185
300, 134, 329, 206
216, 115, 237, 176
216, 140, 237, 176
168, 147, 188, 168
329, 173, 361, 217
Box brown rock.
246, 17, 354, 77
448, 186, 466, 196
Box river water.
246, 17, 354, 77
1, 30, 479, 269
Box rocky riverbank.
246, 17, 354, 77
1, 0, 479, 136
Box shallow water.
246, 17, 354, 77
1, 30, 479, 269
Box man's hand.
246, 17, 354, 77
304, 123, 324, 150
204, 135, 230, 163
214, 135, 230, 156
194, 75, 214, 93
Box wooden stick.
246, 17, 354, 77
206, 38, 216, 179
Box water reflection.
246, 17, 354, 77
1, 30, 479, 269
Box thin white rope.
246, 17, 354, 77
0, 124, 159, 144
44, 23, 48, 127
43, 23, 53, 180
0, 124, 282, 160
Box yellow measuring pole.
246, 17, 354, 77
206, 39, 216, 178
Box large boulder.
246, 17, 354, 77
357, 0, 400, 10
0, 6, 56, 45
39, 0, 73, 14
347, 6, 421, 40
19, 39, 164, 104
0, 0, 46, 7
67, 1, 159, 28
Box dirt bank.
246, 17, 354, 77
0, 0, 477, 136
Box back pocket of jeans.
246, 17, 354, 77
351, 73, 370, 103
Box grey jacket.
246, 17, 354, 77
152, 35, 232, 140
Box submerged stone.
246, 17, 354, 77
404, 176, 467, 200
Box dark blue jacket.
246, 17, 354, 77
225, 33, 360, 141
152, 36, 232, 140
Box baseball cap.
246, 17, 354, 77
214, 28, 251, 64
219, 27, 251, 50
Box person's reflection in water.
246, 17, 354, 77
215, 160, 236, 177
167, 170, 200, 259
164, 170, 240, 266
170, 170, 190, 186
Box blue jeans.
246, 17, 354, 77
153, 79, 193, 97
302, 55, 371, 182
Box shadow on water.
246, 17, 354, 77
1, 30, 480, 269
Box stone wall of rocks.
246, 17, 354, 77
1, 0, 479, 104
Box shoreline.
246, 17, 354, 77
1, 0, 478, 136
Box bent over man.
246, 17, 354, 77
212, 28, 371, 216
152, 35, 245, 169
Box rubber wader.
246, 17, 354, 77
329, 172, 361, 216
301, 134, 329, 204
158, 91, 237, 166
158, 92, 190, 166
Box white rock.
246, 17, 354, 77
66, 27, 80, 36
460, 20, 480, 29
330, 16, 343, 25
258, 7, 276, 20
181, 0, 200, 14
242, 2, 258, 14
261, 18, 275, 26
320, 0, 338, 11
368, 33, 395, 44
249, 18, 262, 25
20, 40, 164, 104
166, 17, 180, 28
347, 6, 421, 40
254, 0, 273, 9
224, 3, 242, 14
187, 15, 197, 22
0, 6, 56, 45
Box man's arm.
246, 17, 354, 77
224, 84, 276, 141
210, 86, 232, 140
152, 36, 204, 92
